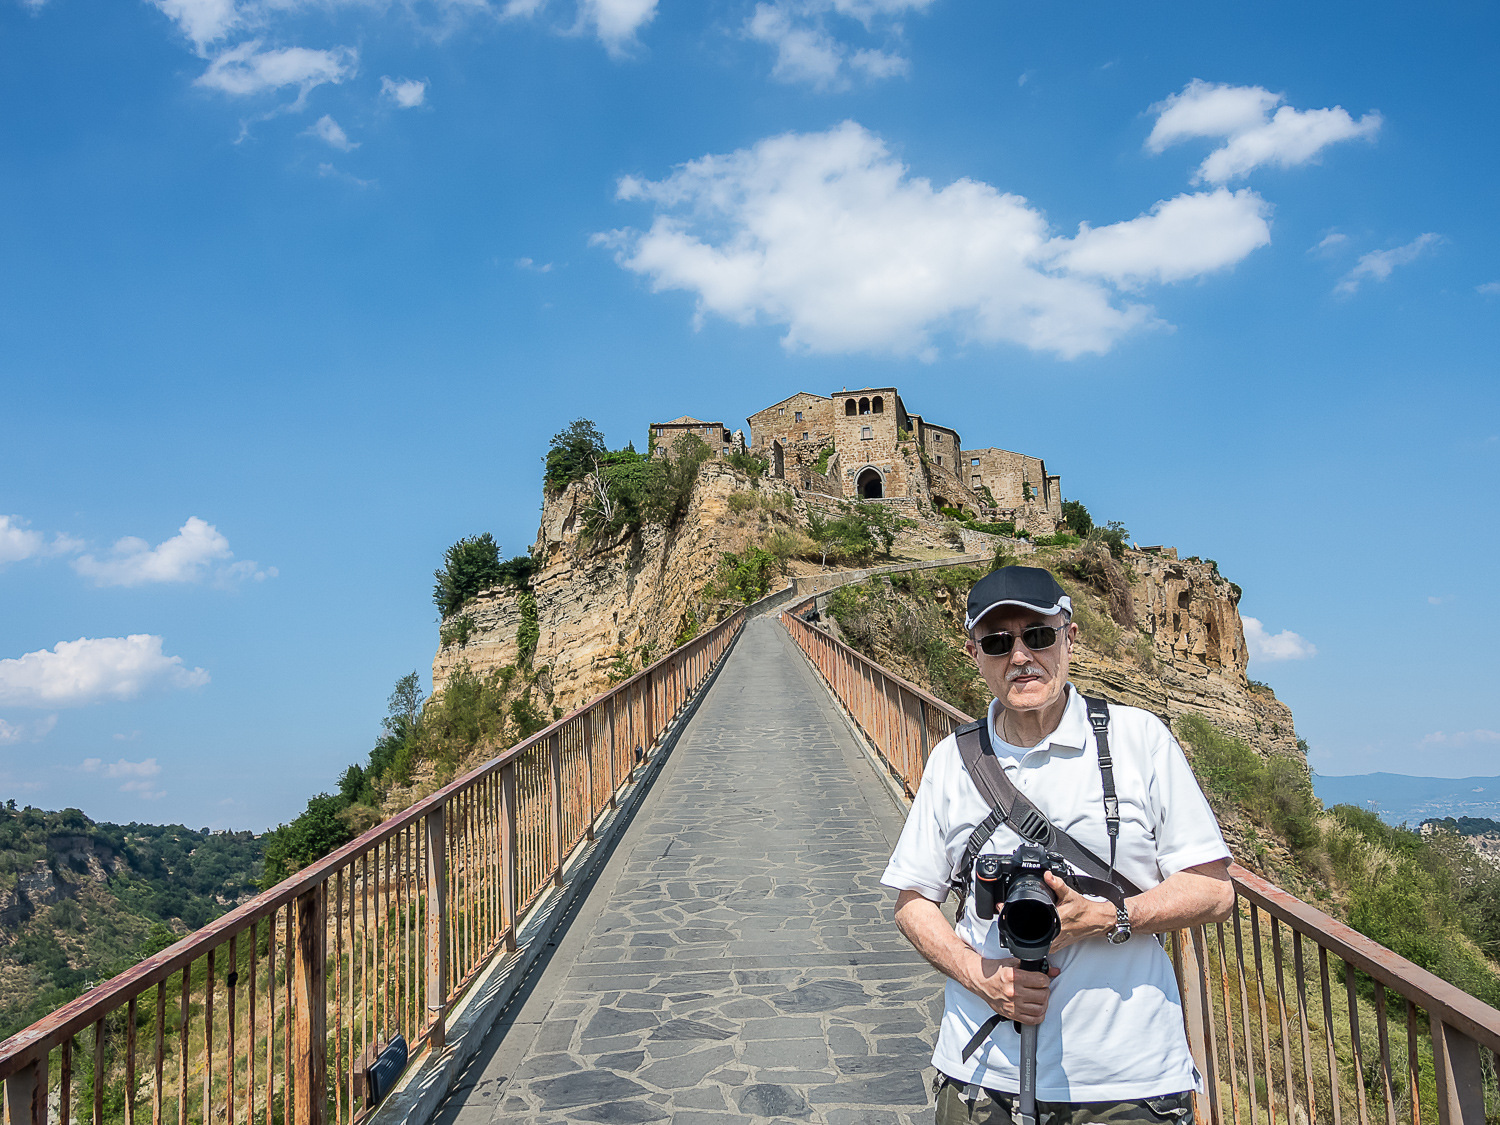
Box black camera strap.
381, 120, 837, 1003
948, 694, 1142, 915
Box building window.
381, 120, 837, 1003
861, 426, 873, 440
937, 455, 943, 465
794, 411, 803, 422
845, 398, 857, 416
872, 396, 884, 414
802, 432, 809, 440
859, 397, 870, 415
972, 476, 982, 487
971, 458, 979, 466
934, 433, 943, 443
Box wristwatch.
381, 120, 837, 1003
1105, 904, 1132, 945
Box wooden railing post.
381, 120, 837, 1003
425, 806, 448, 1051
1431, 1019, 1485, 1125
292, 885, 327, 1125
5, 1058, 45, 1125
548, 732, 564, 887
499, 765, 517, 952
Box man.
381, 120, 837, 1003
881, 566, 1235, 1124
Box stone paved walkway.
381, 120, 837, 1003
432, 615, 943, 1125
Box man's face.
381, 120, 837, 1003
963, 606, 1076, 714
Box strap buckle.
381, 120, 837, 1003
1014, 807, 1052, 844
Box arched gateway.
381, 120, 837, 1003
856, 467, 884, 499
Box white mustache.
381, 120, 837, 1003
1006, 664, 1044, 681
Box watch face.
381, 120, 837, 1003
1107, 927, 1131, 945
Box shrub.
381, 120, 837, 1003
728, 492, 758, 514
1175, 714, 1321, 861
440, 614, 476, 649
705, 547, 780, 603
1072, 602, 1120, 655
543, 418, 607, 491
1032, 532, 1080, 548
433, 533, 503, 619
516, 589, 539, 667
965, 519, 1016, 537
813, 445, 834, 473
726, 450, 768, 479
1088, 521, 1130, 560
765, 527, 813, 573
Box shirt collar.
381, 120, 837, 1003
986, 683, 1089, 763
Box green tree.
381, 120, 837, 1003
643, 432, 712, 525
849, 502, 913, 558
259, 793, 354, 888
543, 418, 608, 491
1061, 500, 1093, 537
1089, 520, 1130, 560
433, 533, 504, 619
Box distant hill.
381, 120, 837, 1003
1313, 773, 1500, 826
0, 803, 264, 1038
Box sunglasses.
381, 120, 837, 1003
976, 625, 1065, 657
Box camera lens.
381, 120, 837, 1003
1001, 874, 1060, 955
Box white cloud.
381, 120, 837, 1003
578, 0, 659, 55
303, 114, 358, 151
0, 516, 82, 564
1242, 617, 1317, 662
1477, 281, 1500, 296
0, 636, 209, 708
80, 757, 165, 799
380, 76, 428, 108
1148, 79, 1381, 184
196, 40, 356, 105
1311, 231, 1347, 254
1050, 188, 1271, 288
516, 257, 555, 272
600, 121, 1272, 359
0, 716, 57, 745
151, 0, 240, 50
0, 517, 47, 565
1334, 233, 1441, 296
72, 517, 273, 587
745, 2, 912, 90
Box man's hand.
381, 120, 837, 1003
1045, 871, 1114, 953
962, 956, 1060, 1025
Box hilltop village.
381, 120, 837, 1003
651, 386, 1065, 537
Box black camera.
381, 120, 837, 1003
973, 843, 1070, 960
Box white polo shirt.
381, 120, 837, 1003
880, 685, 1229, 1102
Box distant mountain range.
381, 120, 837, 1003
1313, 773, 1500, 826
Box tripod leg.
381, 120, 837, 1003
1015, 956, 1048, 1125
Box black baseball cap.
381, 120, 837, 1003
965, 566, 1073, 633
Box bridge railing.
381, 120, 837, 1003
779, 609, 1500, 1125
0, 608, 747, 1125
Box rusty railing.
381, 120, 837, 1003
779, 609, 1500, 1125
0, 608, 747, 1125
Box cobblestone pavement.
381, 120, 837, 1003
433, 615, 943, 1125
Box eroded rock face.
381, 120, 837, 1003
434, 463, 806, 714
1069, 553, 1298, 756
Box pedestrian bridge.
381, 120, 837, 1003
2, 594, 1497, 1125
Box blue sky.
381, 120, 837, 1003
2, 0, 1497, 831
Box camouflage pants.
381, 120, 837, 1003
934, 1077, 1194, 1125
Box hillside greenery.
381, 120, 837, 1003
0, 805, 262, 1038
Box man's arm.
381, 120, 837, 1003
1045, 858, 1235, 953
893, 888, 1058, 1025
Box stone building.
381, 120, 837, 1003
962, 447, 1064, 524
647, 417, 746, 459
662, 387, 1064, 532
